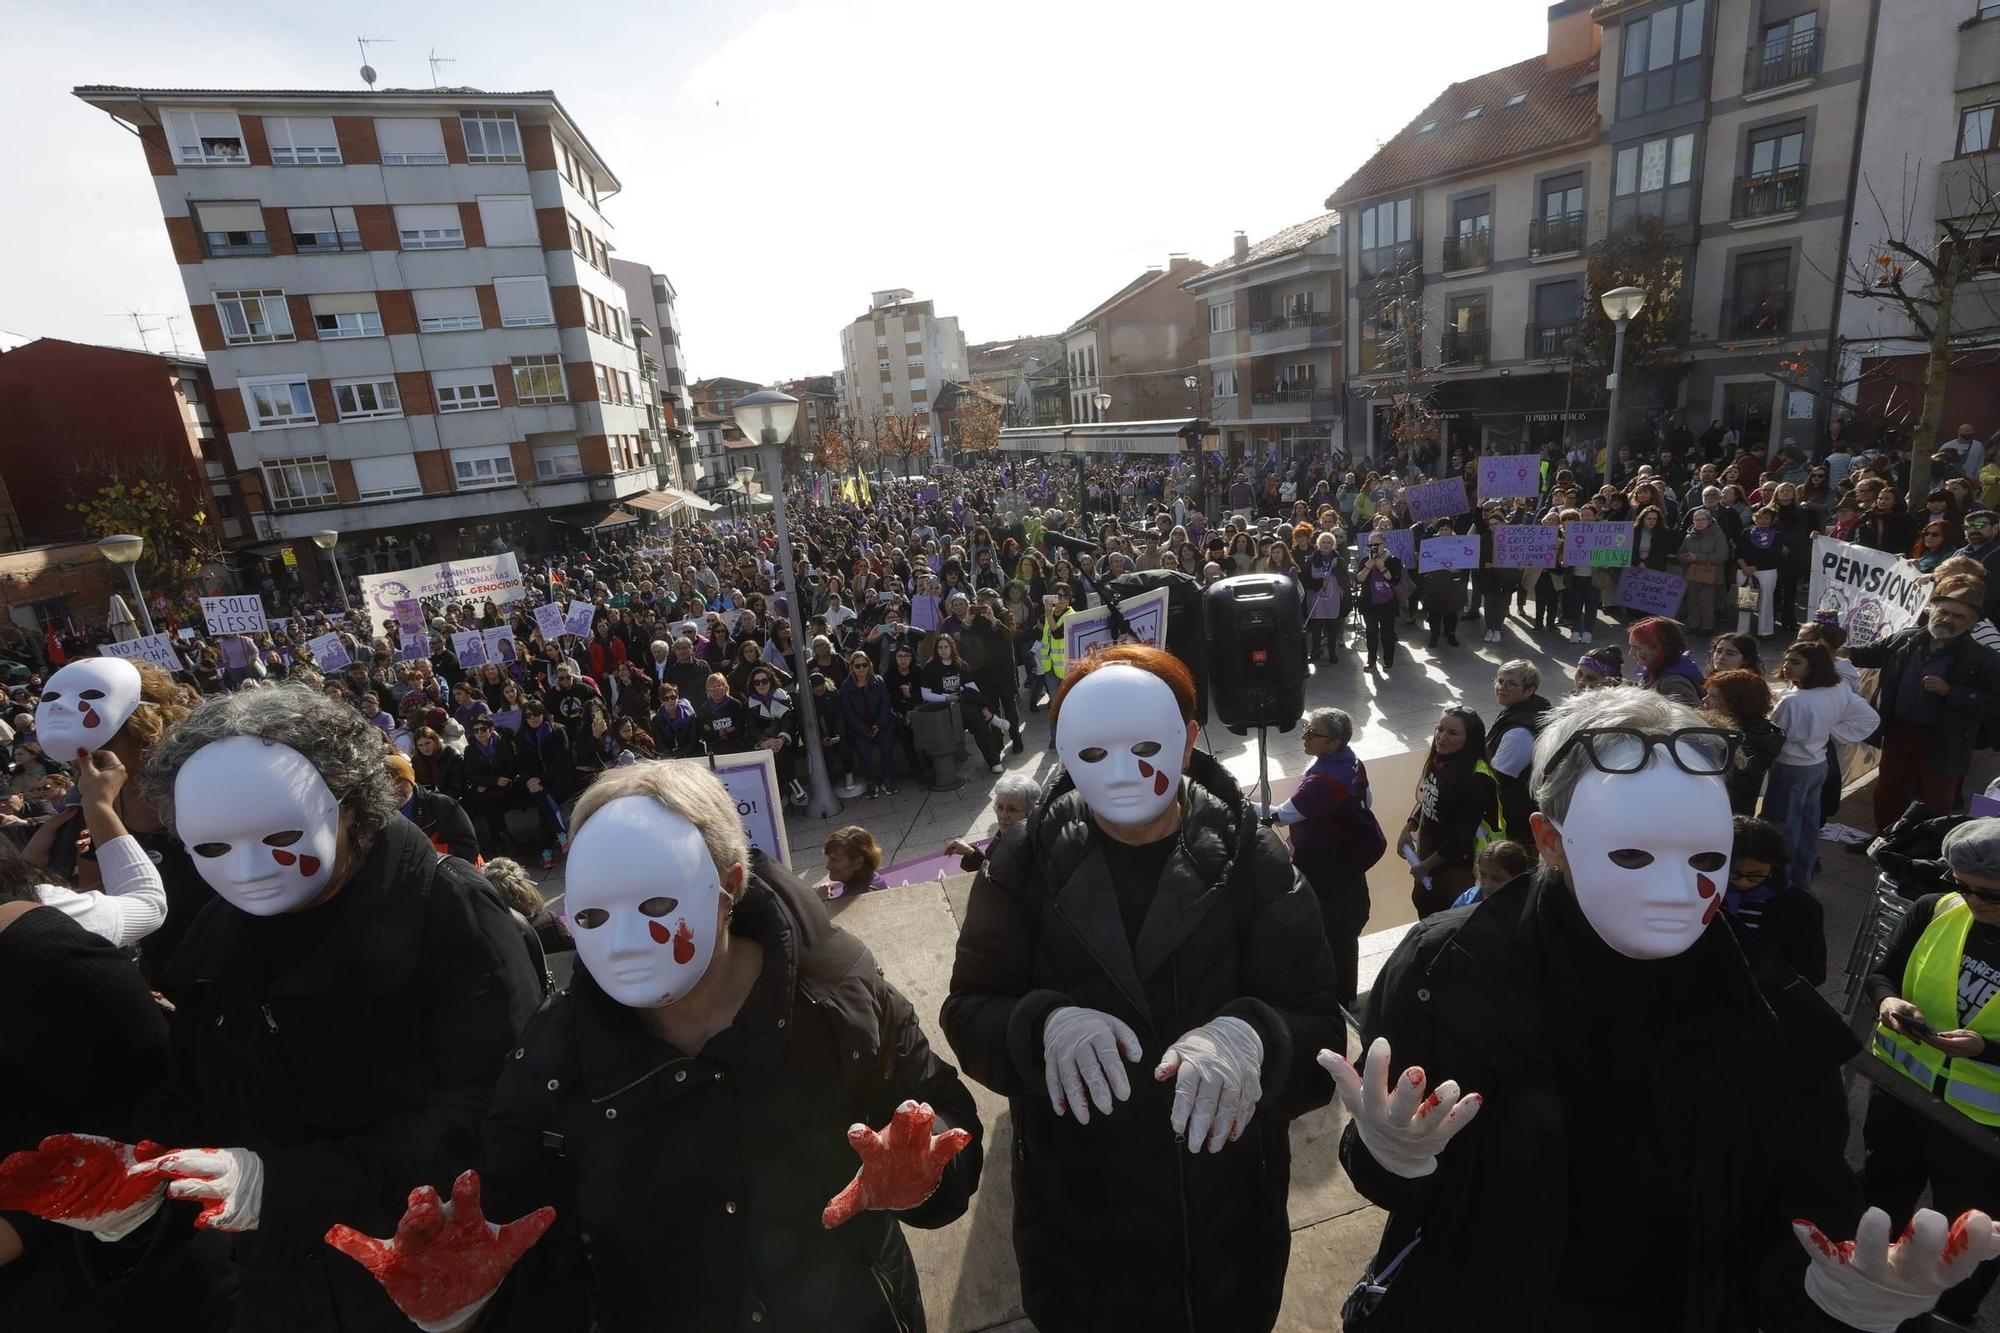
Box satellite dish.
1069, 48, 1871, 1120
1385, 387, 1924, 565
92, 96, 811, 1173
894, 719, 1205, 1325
360, 63, 377, 87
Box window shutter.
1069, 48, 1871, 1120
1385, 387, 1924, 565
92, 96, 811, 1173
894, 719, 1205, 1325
476, 196, 536, 247
309, 292, 378, 317
351, 455, 421, 497
493, 277, 553, 325
374, 118, 446, 156
394, 204, 461, 233
193, 202, 266, 232
413, 288, 481, 320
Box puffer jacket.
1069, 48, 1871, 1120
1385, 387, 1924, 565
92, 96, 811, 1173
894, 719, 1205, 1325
943, 749, 1341, 1333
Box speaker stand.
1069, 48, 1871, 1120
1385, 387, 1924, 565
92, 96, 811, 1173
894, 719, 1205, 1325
1255, 725, 1273, 822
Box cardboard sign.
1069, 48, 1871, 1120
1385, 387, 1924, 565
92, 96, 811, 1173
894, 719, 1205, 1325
1477, 454, 1540, 501
305, 632, 350, 670
565, 601, 597, 638
99, 633, 183, 674
482, 627, 519, 665
1807, 534, 1930, 648
1374, 528, 1416, 567
532, 603, 567, 642
1492, 524, 1559, 569
674, 748, 790, 868
1564, 522, 1633, 568
357, 553, 526, 615
200, 595, 266, 635
1404, 477, 1470, 524
393, 599, 425, 633
451, 630, 488, 667
398, 633, 429, 662
1065, 586, 1171, 668
1419, 536, 1480, 573
1614, 567, 1687, 618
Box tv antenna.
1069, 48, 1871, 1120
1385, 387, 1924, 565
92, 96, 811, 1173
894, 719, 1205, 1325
428, 49, 456, 88
356, 36, 392, 89
109, 310, 167, 353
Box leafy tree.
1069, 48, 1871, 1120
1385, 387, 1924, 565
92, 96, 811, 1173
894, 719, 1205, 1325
67, 456, 221, 620
956, 383, 1004, 454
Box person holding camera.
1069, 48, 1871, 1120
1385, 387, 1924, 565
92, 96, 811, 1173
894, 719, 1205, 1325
959, 591, 1023, 755
1356, 535, 1405, 672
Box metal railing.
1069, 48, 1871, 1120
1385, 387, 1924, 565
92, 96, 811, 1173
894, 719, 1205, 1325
1437, 328, 1489, 367
1732, 165, 1807, 220
1441, 230, 1493, 271
1250, 386, 1333, 405
1529, 211, 1586, 256
1745, 26, 1822, 92
1523, 321, 1577, 359
1248, 309, 1336, 334
1719, 291, 1792, 340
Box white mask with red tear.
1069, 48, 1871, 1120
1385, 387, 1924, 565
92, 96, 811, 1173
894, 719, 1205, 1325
1056, 664, 1189, 827
36, 657, 143, 760
176, 737, 344, 916
562, 796, 728, 1008
1546, 758, 1733, 960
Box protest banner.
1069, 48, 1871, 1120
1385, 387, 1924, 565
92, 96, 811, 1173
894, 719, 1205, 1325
1614, 567, 1687, 618
1492, 524, 1559, 568
1564, 522, 1633, 568
200, 594, 266, 635
1404, 477, 1470, 523
305, 633, 350, 671
565, 602, 597, 638
532, 603, 567, 642
483, 627, 519, 664
451, 630, 487, 668
1065, 586, 1171, 668
1477, 454, 1540, 502
673, 749, 789, 867
1418, 535, 1480, 573
356, 553, 526, 615
1807, 534, 1929, 647
1377, 528, 1416, 567
99, 633, 183, 674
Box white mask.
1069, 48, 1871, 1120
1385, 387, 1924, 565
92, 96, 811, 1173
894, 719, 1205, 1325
1056, 664, 1188, 826
563, 796, 728, 1008
1548, 753, 1733, 960
36, 657, 143, 760
176, 737, 344, 916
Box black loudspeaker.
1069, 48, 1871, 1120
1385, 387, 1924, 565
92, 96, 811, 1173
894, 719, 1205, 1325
1204, 574, 1306, 733
1105, 568, 1209, 724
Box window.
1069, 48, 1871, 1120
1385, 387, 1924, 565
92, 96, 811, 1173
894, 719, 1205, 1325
451, 447, 515, 489
165, 110, 245, 165
288, 206, 361, 253
414, 287, 482, 332
265, 116, 340, 165
1441, 296, 1488, 366
1751, 12, 1820, 91
1612, 131, 1697, 230
494, 276, 554, 327
534, 445, 583, 480
511, 355, 566, 403
1728, 250, 1791, 338
1533, 172, 1587, 255
1737, 121, 1807, 218
904, 330, 923, 344
1086, 347, 1097, 378
351, 455, 421, 500
1528, 279, 1582, 357
1417, 121, 1438, 134
1209, 301, 1235, 333
596, 366, 614, 403
262, 456, 337, 510
1962, 104, 1998, 156
193, 202, 269, 257
1462, 105, 1483, 120
375, 118, 448, 165
1445, 193, 1492, 270
332, 378, 402, 420
1357, 196, 1415, 278
876, 335, 888, 348
1212, 369, 1238, 398
395, 204, 464, 250
215, 290, 292, 344
309, 293, 381, 339
878, 359, 891, 372
460, 113, 523, 163
242, 378, 315, 429
1984, 1, 2000, 16
1505, 92, 1529, 108
435, 370, 500, 412
1617, 0, 1706, 118
476, 195, 537, 247
569, 215, 589, 260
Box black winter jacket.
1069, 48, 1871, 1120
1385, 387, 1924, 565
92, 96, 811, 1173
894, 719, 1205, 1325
479, 851, 982, 1332
1850, 625, 2000, 776
942, 750, 1341, 1333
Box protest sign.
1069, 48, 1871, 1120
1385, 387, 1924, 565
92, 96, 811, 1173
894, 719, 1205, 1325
1564, 522, 1632, 568
356, 553, 525, 615
305, 633, 349, 670
532, 603, 567, 642
99, 633, 183, 674
1477, 454, 1540, 502
565, 602, 597, 638
1404, 477, 1469, 523
1492, 524, 1558, 568
399, 634, 429, 662
393, 599, 425, 634
1807, 534, 1929, 647
1418, 536, 1480, 573
451, 630, 487, 667
1377, 528, 1416, 567
1614, 567, 1687, 618
1066, 586, 1171, 668
200, 594, 266, 635
483, 627, 519, 664
673, 749, 790, 867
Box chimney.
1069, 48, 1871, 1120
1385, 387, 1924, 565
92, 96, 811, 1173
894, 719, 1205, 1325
1546, 0, 1600, 66
1232, 230, 1249, 262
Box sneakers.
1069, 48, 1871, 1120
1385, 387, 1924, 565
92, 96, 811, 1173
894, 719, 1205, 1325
540, 849, 556, 869
865, 783, 881, 799
788, 779, 808, 807
989, 762, 1004, 774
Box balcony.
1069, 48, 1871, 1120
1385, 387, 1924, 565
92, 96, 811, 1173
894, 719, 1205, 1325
1718, 291, 1792, 340
1523, 321, 1578, 360
1745, 27, 1821, 94
1248, 309, 1336, 334
1249, 386, 1336, 419
1441, 230, 1493, 272
1732, 166, 1807, 222
1437, 329, 1489, 368
1529, 212, 1586, 258
1246, 307, 1338, 354
1359, 240, 1419, 281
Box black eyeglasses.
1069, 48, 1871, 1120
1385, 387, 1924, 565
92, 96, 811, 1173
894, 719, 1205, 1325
1547, 726, 1741, 777
1949, 875, 2000, 906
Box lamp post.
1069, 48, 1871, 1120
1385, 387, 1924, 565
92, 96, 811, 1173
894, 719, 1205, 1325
310, 530, 351, 613
730, 387, 839, 820
1183, 375, 1209, 518
1599, 285, 1647, 487
914, 424, 929, 480
734, 465, 756, 528
1084, 389, 1112, 516
96, 534, 154, 637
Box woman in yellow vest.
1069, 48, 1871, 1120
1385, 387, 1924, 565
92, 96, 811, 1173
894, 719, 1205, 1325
1396, 705, 1503, 918
1865, 817, 2000, 1323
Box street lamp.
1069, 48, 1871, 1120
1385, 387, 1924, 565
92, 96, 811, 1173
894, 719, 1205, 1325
1599, 284, 1647, 486
310, 530, 351, 613
96, 534, 154, 637
729, 387, 839, 819
1092, 389, 1112, 421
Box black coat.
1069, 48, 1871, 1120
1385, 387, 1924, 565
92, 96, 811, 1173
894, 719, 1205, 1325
514, 723, 579, 801
1850, 625, 2000, 776
462, 732, 520, 802
137, 818, 544, 1333
942, 750, 1341, 1333
479, 852, 982, 1332
1341, 870, 1861, 1332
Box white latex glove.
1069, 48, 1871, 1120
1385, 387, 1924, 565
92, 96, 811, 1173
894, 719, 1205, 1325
157, 1147, 266, 1232
1155, 1016, 1264, 1153
1795, 1206, 2000, 1332
1318, 1036, 1482, 1179
1042, 1006, 1144, 1125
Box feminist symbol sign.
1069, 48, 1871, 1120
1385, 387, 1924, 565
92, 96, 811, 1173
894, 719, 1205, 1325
1477, 454, 1539, 501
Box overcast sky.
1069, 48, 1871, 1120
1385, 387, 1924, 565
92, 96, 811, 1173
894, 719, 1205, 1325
8, 0, 1544, 382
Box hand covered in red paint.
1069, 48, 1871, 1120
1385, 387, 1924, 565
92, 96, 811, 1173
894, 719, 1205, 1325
1156, 1017, 1264, 1154
821, 1100, 973, 1229
1795, 1206, 2000, 1332
326, 1170, 555, 1333
0, 1133, 171, 1240
1318, 1036, 1483, 1180
155, 1146, 264, 1232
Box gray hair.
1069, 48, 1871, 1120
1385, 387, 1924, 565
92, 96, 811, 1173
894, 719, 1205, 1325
1303, 706, 1353, 747
144, 684, 402, 843
568, 758, 749, 881
1531, 688, 1713, 824
993, 772, 1041, 807
1944, 819, 2000, 883
1497, 658, 1540, 691
650, 639, 671, 656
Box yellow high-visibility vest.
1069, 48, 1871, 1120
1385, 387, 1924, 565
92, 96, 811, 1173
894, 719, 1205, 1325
1873, 893, 2000, 1127
1037, 609, 1070, 679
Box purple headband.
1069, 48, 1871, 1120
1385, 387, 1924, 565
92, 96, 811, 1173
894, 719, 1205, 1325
1577, 649, 1621, 676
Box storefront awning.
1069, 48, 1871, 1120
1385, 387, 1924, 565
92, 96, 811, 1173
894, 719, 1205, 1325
661, 486, 720, 513
551, 505, 640, 530
619, 489, 683, 514
998, 418, 1214, 457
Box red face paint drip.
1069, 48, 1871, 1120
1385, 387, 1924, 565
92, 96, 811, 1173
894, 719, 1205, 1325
672, 920, 696, 965
80, 703, 100, 729
1701, 896, 1721, 926
272, 849, 296, 867
1696, 873, 1717, 900
297, 855, 319, 877
648, 920, 670, 944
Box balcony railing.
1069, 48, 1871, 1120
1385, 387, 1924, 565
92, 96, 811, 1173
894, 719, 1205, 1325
1732, 166, 1807, 220
1359, 240, 1419, 280
1529, 212, 1586, 257
1745, 26, 1822, 92
1719, 291, 1792, 340
1523, 321, 1578, 359
1248, 309, 1336, 334
1437, 329, 1489, 367
1251, 386, 1333, 405
1441, 230, 1493, 271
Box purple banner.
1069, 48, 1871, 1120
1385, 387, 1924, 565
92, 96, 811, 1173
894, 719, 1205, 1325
1419, 535, 1480, 573
1492, 524, 1559, 569
1614, 567, 1688, 618
1477, 454, 1540, 501
1563, 521, 1634, 567
1376, 528, 1416, 567
1404, 477, 1470, 524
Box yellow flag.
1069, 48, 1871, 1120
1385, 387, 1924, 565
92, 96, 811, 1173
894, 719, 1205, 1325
840, 476, 856, 503
855, 464, 872, 504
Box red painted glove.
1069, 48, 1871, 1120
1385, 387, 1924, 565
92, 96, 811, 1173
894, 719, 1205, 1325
821, 1100, 973, 1230
0, 1134, 171, 1240
325, 1171, 555, 1333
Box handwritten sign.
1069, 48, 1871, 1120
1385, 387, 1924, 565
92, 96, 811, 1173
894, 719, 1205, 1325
1564, 522, 1633, 568
1376, 528, 1416, 567
1807, 534, 1930, 648
451, 630, 487, 667
1615, 567, 1687, 618
1492, 524, 1559, 568
565, 601, 597, 638
1419, 536, 1480, 573
201, 595, 266, 635
532, 603, 567, 642
1405, 477, 1469, 524
1478, 454, 1540, 501
305, 632, 350, 670
357, 553, 525, 614
100, 633, 184, 674
669, 749, 789, 867
482, 627, 519, 665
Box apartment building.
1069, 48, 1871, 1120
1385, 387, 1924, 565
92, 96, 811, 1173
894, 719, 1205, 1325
837, 290, 969, 452
688, 376, 760, 492
1063, 256, 1209, 424
613, 257, 696, 488
1183, 215, 1344, 460
74, 85, 668, 572
967, 334, 1066, 425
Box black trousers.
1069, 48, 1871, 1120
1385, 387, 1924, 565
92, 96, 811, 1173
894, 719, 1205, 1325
1307, 616, 1341, 662
981, 672, 1022, 740
1296, 847, 1370, 1006
1361, 605, 1398, 666
1861, 1087, 2000, 1320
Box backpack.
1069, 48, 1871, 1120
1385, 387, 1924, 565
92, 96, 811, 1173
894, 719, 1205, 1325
1325, 760, 1389, 869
